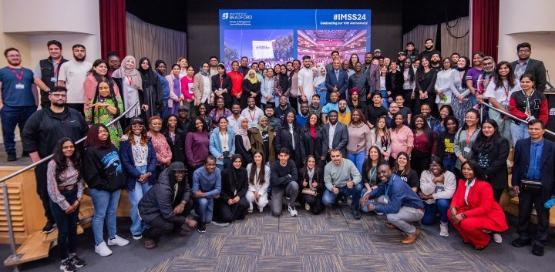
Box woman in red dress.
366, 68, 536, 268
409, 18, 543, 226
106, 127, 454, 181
448, 160, 508, 249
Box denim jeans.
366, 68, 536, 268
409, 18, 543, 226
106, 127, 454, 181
194, 197, 214, 224
128, 168, 152, 236
0, 105, 36, 155
347, 151, 366, 175
49, 188, 79, 260
510, 122, 529, 146
422, 199, 450, 225
322, 183, 362, 210
89, 188, 121, 245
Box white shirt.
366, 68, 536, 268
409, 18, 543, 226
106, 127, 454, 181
227, 115, 241, 133
328, 123, 337, 149
379, 76, 386, 90
241, 107, 264, 128
434, 69, 457, 104
201, 74, 211, 103
58, 60, 92, 103
289, 124, 295, 149
261, 77, 275, 104
464, 179, 476, 205
219, 131, 229, 152
298, 67, 315, 99
402, 68, 415, 90
484, 79, 521, 107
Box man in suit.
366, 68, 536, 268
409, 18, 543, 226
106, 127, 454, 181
511, 42, 547, 93
365, 59, 380, 98
511, 120, 555, 256
320, 110, 348, 161
325, 59, 349, 100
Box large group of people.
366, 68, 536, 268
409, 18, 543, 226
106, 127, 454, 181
0, 38, 553, 272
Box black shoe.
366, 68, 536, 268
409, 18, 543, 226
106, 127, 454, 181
42, 222, 55, 234
7, 153, 16, 162
352, 209, 361, 220
532, 243, 544, 256
70, 255, 86, 268
511, 238, 531, 248
60, 258, 77, 272
197, 223, 206, 233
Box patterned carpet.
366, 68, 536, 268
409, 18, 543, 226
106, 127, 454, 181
146, 206, 516, 272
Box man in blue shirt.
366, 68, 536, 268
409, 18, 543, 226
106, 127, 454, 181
511, 120, 555, 256
0, 47, 49, 161
361, 163, 425, 244
192, 156, 221, 233
295, 102, 309, 129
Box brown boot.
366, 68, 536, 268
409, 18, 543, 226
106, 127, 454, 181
401, 228, 420, 244
144, 238, 157, 249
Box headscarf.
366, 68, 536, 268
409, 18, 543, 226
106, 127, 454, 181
200, 63, 210, 77
236, 116, 251, 151
138, 57, 157, 86
246, 69, 259, 85
313, 64, 326, 87
112, 55, 142, 90
257, 116, 269, 132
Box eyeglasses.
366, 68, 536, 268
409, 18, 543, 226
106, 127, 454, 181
50, 93, 67, 97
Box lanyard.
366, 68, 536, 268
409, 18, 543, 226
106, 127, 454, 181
220, 76, 224, 88
248, 109, 256, 122
9, 68, 24, 82
126, 76, 133, 86
465, 128, 476, 146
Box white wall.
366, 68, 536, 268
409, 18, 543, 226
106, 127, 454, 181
0, 0, 101, 67
499, 0, 555, 80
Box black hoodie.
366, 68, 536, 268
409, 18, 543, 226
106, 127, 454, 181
83, 144, 126, 192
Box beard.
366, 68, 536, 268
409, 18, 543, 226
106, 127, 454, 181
8, 60, 21, 66
74, 54, 86, 61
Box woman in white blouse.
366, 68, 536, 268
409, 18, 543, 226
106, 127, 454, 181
245, 152, 271, 213
434, 58, 457, 108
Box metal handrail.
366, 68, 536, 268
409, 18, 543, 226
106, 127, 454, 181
1, 101, 139, 270
479, 102, 555, 137
0, 101, 139, 185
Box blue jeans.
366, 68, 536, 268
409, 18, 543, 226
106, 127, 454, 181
347, 151, 366, 175
49, 188, 78, 260
421, 199, 450, 225
322, 183, 362, 210
195, 197, 214, 224
510, 122, 529, 146
0, 105, 36, 155
89, 188, 121, 245
128, 172, 152, 236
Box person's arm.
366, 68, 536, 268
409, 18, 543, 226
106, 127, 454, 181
406, 127, 414, 154
21, 112, 42, 161
508, 95, 528, 120
336, 125, 349, 151
324, 165, 334, 191
185, 133, 195, 167
119, 142, 142, 178
146, 142, 158, 175
351, 162, 362, 185
191, 171, 200, 194
219, 170, 231, 202
208, 132, 223, 160
461, 183, 494, 218
453, 130, 463, 160
261, 165, 271, 193
46, 161, 71, 211
373, 182, 403, 214
535, 61, 547, 92
325, 73, 334, 91
484, 139, 509, 178
433, 171, 457, 199
539, 97, 549, 125
419, 171, 435, 196
159, 185, 177, 219
57, 62, 67, 87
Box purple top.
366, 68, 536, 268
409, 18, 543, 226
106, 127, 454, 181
185, 131, 210, 167
465, 67, 483, 89
172, 77, 180, 97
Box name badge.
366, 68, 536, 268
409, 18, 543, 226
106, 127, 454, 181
463, 146, 471, 153
50, 77, 57, 83
15, 83, 25, 90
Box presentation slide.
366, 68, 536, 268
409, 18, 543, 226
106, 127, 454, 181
219, 9, 372, 68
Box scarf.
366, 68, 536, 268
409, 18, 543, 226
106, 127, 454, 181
313, 64, 326, 87
112, 55, 142, 90
257, 116, 269, 132
246, 69, 259, 85
200, 66, 210, 77
237, 117, 252, 151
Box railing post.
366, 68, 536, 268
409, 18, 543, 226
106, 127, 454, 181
2, 182, 20, 272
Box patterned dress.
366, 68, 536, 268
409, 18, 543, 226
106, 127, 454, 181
85, 96, 124, 147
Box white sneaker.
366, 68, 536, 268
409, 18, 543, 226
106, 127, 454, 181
132, 235, 142, 240
258, 206, 264, 213
94, 242, 112, 257
288, 205, 298, 217
439, 222, 449, 237
212, 221, 230, 227
493, 233, 502, 243
248, 208, 253, 213
107, 235, 129, 247
304, 203, 310, 211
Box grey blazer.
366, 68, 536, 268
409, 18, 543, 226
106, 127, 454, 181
320, 122, 349, 157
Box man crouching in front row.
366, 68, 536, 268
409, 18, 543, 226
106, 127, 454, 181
139, 162, 197, 249
360, 164, 425, 244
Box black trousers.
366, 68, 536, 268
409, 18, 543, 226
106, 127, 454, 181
289, 96, 298, 113
302, 193, 323, 215
517, 189, 550, 246
50, 189, 79, 260
143, 215, 189, 240
214, 197, 249, 223
35, 162, 55, 224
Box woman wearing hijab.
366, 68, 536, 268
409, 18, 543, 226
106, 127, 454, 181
112, 56, 143, 121
249, 116, 275, 163
213, 154, 249, 226
243, 69, 262, 106
313, 64, 327, 104
165, 64, 184, 116
235, 117, 253, 166
138, 57, 163, 119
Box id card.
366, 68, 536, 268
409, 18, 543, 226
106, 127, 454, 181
463, 146, 471, 153
15, 83, 25, 90
51, 77, 57, 83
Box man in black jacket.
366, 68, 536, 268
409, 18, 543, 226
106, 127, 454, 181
33, 40, 68, 108
22, 86, 87, 233
511, 42, 547, 93
139, 162, 197, 249
270, 148, 299, 217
